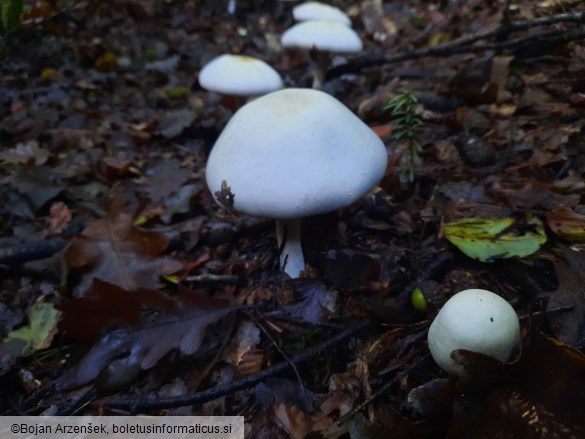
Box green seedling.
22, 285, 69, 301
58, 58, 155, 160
383, 91, 424, 183
1, 0, 24, 35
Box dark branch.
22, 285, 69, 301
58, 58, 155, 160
104, 320, 372, 412
326, 10, 585, 80
0, 238, 68, 265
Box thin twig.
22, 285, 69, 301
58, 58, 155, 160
247, 312, 311, 410
0, 238, 68, 265
336, 350, 430, 426
326, 11, 585, 80
104, 320, 372, 412
184, 273, 240, 283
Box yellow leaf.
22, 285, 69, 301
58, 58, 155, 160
444, 214, 547, 262
4, 302, 61, 356
95, 52, 118, 72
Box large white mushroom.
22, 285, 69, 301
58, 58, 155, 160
427, 289, 521, 375
199, 54, 283, 110
281, 21, 362, 89
293, 2, 351, 26
205, 88, 388, 278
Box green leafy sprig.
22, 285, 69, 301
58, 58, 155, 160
383, 92, 424, 183
1, 0, 24, 35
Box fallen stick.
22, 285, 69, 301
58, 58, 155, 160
326, 10, 585, 80
0, 238, 68, 265
104, 320, 372, 412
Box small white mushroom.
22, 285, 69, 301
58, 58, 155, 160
205, 88, 388, 277
293, 2, 351, 26
281, 21, 362, 89
227, 0, 236, 15
199, 54, 283, 110
427, 289, 521, 375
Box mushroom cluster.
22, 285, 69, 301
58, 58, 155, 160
205, 88, 388, 277
427, 289, 521, 375
281, 2, 362, 89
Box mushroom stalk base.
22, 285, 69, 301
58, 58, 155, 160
276, 219, 304, 278
309, 49, 331, 89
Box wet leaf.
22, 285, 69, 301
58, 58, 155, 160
255, 378, 341, 439
322, 250, 379, 289
487, 182, 580, 210
407, 378, 456, 421
46, 201, 72, 235
539, 246, 585, 344
95, 52, 118, 72
158, 108, 196, 138
443, 214, 547, 262
375, 405, 439, 439
347, 413, 383, 439
0, 141, 49, 165
282, 280, 337, 324
58, 278, 174, 343
223, 320, 260, 366
369, 123, 393, 139
547, 205, 585, 242
165, 85, 191, 99
447, 332, 585, 438
57, 281, 238, 389
1, 302, 60, 358
64, 191, 182, 295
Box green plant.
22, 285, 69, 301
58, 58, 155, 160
1, 0, 24, 35
383, 91, 424, 183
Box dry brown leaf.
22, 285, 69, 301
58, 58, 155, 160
64, 191, 182, 295
46, 201, 72, 235
57, 280, 238, 389
547, 205, 585, 242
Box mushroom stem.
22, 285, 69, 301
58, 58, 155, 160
227, 0, 236, 14
276, 218, 305, 277
308, 49, 330, 89
221, 94, 247, 113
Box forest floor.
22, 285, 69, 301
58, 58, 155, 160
0, 0, 584, 438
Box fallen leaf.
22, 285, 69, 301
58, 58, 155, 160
0, 141, 49, 165
223, 320, 260, 366
488, 182, 580, 210
57, 281, 238, 389
539, 246, 585, 345
158, 109, 195, 138
145, 160, 193, 202
281, 279, 337, 324
447, 332, 585, 437
0, 302, 60, 359
58, 279, 174, 343
166, 85, 191, 99
322, 250, 380, 289
547, 205, 585, 242
6, 302, 60, 352
95, 52, 118, 72
443, 214, 547, 262
46, 201, 72, 235
370, 123, 393, 139
256, 378, 337, 438
64, 191, 182, 295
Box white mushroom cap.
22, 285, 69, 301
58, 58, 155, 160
199, 55, 283, 97
427, 289, 521, 376
205, 88, 387, 219
293, 2, 351, 26
281, 21, 362, 53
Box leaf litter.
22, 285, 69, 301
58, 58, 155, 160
57, 279, 240, 390
0, 0, 584, 436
